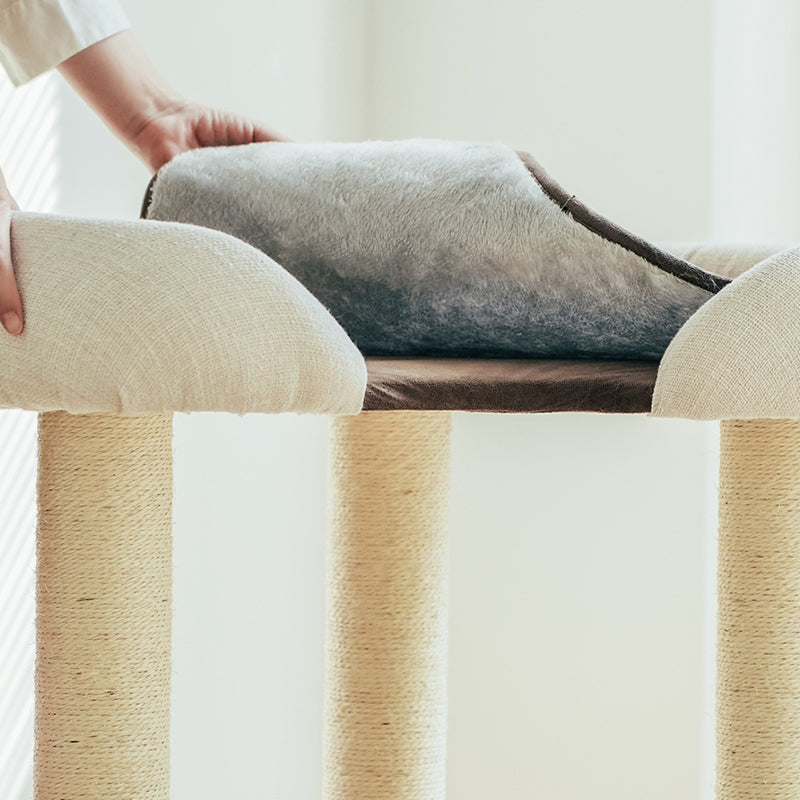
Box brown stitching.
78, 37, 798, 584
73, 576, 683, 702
516, 150, 731, 294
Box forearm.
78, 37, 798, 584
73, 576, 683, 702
57, 30, 183, 158
0, 0, 130, 87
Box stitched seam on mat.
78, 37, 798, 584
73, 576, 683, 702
516, 150, 730, 294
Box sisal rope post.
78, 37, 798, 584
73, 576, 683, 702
718, 418, 800, 800
35, 410, 173, 800
325, 410, 452, 800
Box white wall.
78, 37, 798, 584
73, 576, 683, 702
367, 0, 713, 241
7, 1, 724, 798
710, 0, 800, 241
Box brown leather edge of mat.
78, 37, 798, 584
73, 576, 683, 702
516, 150, 730, 294
140, 172, 159, 219
363, 358, 659, 414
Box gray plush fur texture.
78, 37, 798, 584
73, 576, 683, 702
144, 139, 719, 359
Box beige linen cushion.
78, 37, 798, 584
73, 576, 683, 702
0, 212, 367, 416
651, 245, 800, 420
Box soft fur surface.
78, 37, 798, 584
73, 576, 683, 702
144, 139, 720, 359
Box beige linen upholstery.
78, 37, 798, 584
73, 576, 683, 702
3, 212, 367, 416
652, 245, 800, 420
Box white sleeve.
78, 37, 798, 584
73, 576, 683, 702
0, 0, 130, 86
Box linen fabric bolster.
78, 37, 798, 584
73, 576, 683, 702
0, 212, 367, 416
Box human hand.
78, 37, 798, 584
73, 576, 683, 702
0, 169, 23, 336
126, 101, 284, 173
58, 31, 285, 175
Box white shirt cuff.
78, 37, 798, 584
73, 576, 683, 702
0, 0, 130, 86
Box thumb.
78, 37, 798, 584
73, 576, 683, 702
0, 170, 24, 336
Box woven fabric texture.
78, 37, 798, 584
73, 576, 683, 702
3, 212, 366, 416
651, 245, 800, 419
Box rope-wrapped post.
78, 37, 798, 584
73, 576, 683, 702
35, 410, 173, 800
718, 418, 800, 800
325, 410, 452, 800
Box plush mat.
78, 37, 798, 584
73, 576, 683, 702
1, 212, 366, 416
143, 139, 730, 360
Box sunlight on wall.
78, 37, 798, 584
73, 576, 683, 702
0, 68, 59, 800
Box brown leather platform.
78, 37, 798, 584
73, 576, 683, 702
363, 358, 660, 414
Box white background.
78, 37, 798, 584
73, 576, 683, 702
4, 0, 798, 798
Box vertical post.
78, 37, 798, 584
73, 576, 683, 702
717, 418, 800, 799
35, 410, 173, 799
325, 410, 452, 800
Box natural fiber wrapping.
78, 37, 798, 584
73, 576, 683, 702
35, 410, 173, 799
325, 410, 452, 800
3, 211, 366, 416
717, 418, 800, 800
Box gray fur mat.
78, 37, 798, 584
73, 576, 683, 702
142, 139, 727, 359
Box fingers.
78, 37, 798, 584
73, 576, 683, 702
0, 170, 23, 336
249, 119, 287, 143
202, 108, 286, 146
134, 105, 289, 173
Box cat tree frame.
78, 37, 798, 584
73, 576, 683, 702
34, 358, 797, 800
